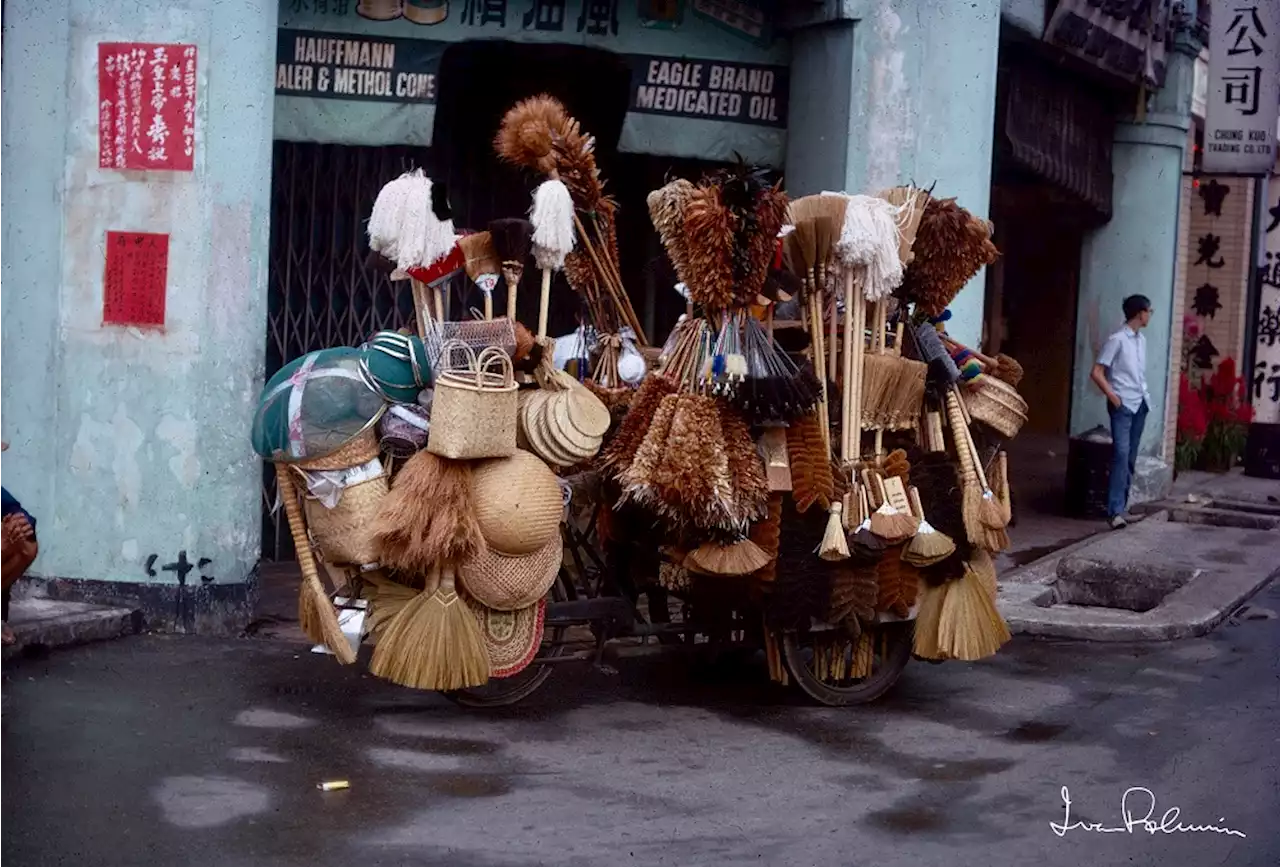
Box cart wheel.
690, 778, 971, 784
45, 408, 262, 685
781, 621, 913, 707
444, 574, 570, 709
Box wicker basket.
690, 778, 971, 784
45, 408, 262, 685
964, 376, 1028, 439
426, 341, 518, 460
470, 450, 563, 555
301, 470, 389, 567
458, 535, 561, 611
294, 426, 382, 471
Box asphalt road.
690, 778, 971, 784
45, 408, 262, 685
4, 580, 1278, 867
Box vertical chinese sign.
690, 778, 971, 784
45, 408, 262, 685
98, 43, 197, 171
1202, 3, 1280, 174
1254, 182, 1280, 424
104, 231, 170, 328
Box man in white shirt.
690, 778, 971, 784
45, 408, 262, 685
1090, 294, 1153, 529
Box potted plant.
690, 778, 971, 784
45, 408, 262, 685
1197, 358, 1253, 472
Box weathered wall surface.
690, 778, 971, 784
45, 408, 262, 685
1, 0, 277, 627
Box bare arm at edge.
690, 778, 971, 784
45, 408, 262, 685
1091, 363, 1121, 409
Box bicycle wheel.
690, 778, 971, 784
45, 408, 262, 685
781, 621, 913, 707
445, 571, 571, 709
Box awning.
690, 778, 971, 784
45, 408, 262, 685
1044, 0, 1175, 89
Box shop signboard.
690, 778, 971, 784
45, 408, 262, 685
1255, 181, 1280, 423
98, 42, 197, 171
627, 54, 786, 127
1203, 2, 1280, 175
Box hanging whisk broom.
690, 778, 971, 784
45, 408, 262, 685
459, 231, 501, 319
903, 486, 956, 567
369, 562, 491, 691
489, 218, 534, 322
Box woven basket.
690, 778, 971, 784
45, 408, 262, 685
470, 450, 563, 555
301, 471, 389, 566
964, 376, 1028, 439
458, 535, 561, 611
426, 341, 518, 460
463, 594, 547, 678
294, 426, 381, 471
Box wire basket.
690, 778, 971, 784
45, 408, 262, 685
420, 316, 516, 376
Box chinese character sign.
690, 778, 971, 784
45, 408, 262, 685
98, 43, 197, 171
1203, 3, 1279, 174
104, 231, 170, 327
1255, 182, 1280, 424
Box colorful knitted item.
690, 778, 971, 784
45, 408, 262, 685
929, 311, 982, 382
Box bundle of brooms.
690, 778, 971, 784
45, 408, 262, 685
365, 450, 491, 691
495, 95, 646, 344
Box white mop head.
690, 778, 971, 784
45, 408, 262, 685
370, 170, 457, 272
836, 194, 903, 302
530, 178, 575, 270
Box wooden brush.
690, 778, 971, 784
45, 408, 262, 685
369, 562, 491, 691
866, 472, 918, 542
275, 463, 356, 665
489, 218, 534, 321
459, 231, 501, 319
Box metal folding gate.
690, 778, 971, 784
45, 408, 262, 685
260, 141, 431, 561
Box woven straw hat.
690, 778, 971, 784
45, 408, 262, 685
458, 534, 561, 611
464, 594, 546, 678
470, 449, 563, 555
295, 427, 381, 471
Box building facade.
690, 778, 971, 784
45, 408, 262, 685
1, 0, 1205, 630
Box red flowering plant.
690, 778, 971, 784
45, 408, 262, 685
1175, 372, 1207, 472
1197, 357, 1253, 472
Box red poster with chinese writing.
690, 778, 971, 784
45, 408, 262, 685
104, 231, 169, 328
98, 42, 196, 171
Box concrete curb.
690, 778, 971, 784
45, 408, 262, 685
3, 599, 140, 661
997, 508, 1279, 642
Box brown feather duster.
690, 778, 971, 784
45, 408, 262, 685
601, 375, 678, 476
371, 452, 483, 575
494, 94, 568, 175
682, 184, 737, 310
618, 392, 680, 502
899, 197, 1000, 316
648, 180, 697, 286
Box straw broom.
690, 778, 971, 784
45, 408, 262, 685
936, 558, 1011, 661
946, 387, 1005, 540
274, 463, 356, 665
459, 232, 501, 320
369, 562, 490, 691
912, 581, 949, 660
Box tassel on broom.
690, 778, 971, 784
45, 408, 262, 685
274, 462, 356, 664
369, 562, 490, 691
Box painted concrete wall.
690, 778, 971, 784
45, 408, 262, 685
785, 0, 1001, 347
1, 0, 276, 606
1070, 44, 1196, 456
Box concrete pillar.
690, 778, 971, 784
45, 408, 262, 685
1, 0, 277, 632
784, 0, 1002, 347
1069, 32, 1200, 470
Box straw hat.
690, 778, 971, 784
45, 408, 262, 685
458, 534, 561, 611
464, 594, 547, 678
470, 450, 563, 555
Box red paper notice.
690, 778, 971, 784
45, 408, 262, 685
104, 231, 169, 328
98, 42, 196, 171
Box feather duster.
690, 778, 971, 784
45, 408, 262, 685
648, 179, 697, 286
494, 94, 568, 175
682, 184, 736, 310
601, 375, 678, 476
371, 451, 483, 574
898, 197, 999, 316
720, 401, 770, 525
